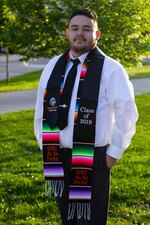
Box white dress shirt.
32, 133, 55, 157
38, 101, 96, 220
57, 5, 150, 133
34, 49, 138, 159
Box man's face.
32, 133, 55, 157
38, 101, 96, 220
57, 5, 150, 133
66, 15, 101, 57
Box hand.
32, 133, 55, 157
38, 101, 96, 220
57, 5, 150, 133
106, 154, 118, 170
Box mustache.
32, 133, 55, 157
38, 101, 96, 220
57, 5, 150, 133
74, 36, 86, 42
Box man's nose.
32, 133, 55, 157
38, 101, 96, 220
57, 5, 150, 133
77, 29, 83, 35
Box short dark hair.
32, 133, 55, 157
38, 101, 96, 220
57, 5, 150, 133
69, 8, 98, 23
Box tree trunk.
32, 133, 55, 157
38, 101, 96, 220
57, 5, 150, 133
6, 47, 10, 84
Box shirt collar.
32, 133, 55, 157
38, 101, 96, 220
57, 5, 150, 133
70, 51, 89, 64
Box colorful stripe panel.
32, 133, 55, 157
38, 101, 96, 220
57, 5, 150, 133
74, 112, 78, 121
75, 100, 80, 112
60, 76, 65, 96
80, 63, 87, 78
44, 89, 47, 98
72, 145, 94, 157
72, 156, 93, 167
69, 186, 92, 200
44, 163, 64, 177
42, 122, 59, 133
74, 100, 79, 122
42, 133, 59, 143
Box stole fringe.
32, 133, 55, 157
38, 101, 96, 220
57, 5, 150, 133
68, 202, 91, 220
45, 180, 64, 197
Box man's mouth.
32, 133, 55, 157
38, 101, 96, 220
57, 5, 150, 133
74, 37, 86, 42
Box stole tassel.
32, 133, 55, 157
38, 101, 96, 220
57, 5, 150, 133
68, 202, 91, 220
45, 180, 64, 197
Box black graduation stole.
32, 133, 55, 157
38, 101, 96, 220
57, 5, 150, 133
42, 47, 105, 220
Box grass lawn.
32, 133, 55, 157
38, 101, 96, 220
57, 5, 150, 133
0, 64, 150, 92
0, 70, 41, 92
0, 94, 150, 225
128, 64, 150, 79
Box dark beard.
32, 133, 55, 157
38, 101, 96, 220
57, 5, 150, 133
70, 44, 96, 56
68, 39, 96, 56
71, 45, 91, 55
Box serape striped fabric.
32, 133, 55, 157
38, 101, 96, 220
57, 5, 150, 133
42, 106, 64, 197
68, 59, 95, 220
69, 144, 94, 201
42, 48, 104, 221
42, 51, 69, 197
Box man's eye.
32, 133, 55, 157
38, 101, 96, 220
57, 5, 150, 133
83, 28, 91, 32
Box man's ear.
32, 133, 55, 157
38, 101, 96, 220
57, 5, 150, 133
64, 29, 69, 39
96, 31, 101, 40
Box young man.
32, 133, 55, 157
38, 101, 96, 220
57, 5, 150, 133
34, 8, 138, 225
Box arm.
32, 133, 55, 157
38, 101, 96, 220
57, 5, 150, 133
34, 73, 44, 150
106, 66, 138, 167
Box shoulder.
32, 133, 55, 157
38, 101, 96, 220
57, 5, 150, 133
103, 52, 125, 71
42, 54, 62, 77
101, 52, 128, 82
100, 53, 135, 101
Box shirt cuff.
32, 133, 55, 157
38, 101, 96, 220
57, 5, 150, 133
106, 144, 124, 159
38, 136, 42, 151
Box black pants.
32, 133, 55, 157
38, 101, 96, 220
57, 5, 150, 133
57, 146, 110, 225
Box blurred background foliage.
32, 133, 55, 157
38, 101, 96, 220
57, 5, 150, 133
0, 0, 150, 66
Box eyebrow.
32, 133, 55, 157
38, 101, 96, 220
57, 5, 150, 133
70, 24, 91, 28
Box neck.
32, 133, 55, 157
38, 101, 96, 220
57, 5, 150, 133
70, 46, 96, 58
70, 48, 91, 58
70, 50, 83, 58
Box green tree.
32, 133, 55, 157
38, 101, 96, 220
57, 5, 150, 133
95, 0, 150, 66
59, 0, 150, 66
0, 0, 17, 82
1, 0, 150, 66
3, 0, 67, 60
